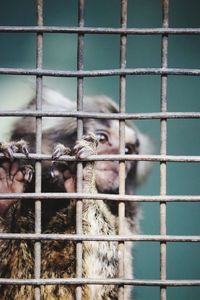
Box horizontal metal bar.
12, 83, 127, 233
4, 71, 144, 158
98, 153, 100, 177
0, 233, 199, 242
0, 26, 200, 35
0, 278, 199, 287
0, 67, 200, 77
0, 153, 200, 163
0, 193, 200, 202
0, 111, 200, 120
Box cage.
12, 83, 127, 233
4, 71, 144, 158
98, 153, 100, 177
0, 0, 200, 300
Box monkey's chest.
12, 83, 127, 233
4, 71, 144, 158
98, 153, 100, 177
0, 201, 120, 300
82, 200, 119, 279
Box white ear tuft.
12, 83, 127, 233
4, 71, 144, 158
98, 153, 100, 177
39, 88, 76, 131
42, 87, 75, 111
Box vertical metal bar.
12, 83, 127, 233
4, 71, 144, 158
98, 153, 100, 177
35, 0, 43, 299
118, 0, 128, 299
160, 1, 169, 300
76, 1, 85, 299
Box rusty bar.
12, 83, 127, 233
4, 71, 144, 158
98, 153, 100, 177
0, 278, 199, 287
0, 233, 200, 242
76, 1, 85, 299
1, 26, 200, 35
160, 1, 169, 300
0, 1, 198, 296
0, 193, 200, 202
118, 0, 128, 299
0, 110, 200, 119
1, 152, 200, 163
1, 67, 200, 77
34, 1, 43, 299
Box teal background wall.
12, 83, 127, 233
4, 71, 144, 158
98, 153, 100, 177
0, 1, 200, 299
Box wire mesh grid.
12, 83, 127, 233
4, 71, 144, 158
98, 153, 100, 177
0, 0, 200, 299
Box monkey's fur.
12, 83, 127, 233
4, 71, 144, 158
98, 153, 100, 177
0, 88, 151, 299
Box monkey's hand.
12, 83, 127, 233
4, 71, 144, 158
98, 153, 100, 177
0, 140, 33, 216
73, 132, 97, 159
73, 133, 98, 193
51, 144, 75, 192
51, 133, 97, 193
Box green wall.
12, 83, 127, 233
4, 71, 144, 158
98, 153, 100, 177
0, 1, 200, 299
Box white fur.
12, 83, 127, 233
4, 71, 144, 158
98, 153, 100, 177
40, 88, 75, 131
82, 199, 133, 299
42, 87, 74, 111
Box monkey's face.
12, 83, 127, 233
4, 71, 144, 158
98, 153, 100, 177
93, 120, 139, 193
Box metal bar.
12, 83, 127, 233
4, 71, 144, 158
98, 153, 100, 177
1, 26, 200, 35
76, 1, 85, 299
0, 67, 200, 76
0, 2, 198, 296
118, 1, 127, 299
0, 111, 200, 119
160, 1, 169, 299
0, 193, 200, 202
34, 1, 43, 299
0, 278, 199, 287
0, 233, 200, 242
1, 152, 200, 163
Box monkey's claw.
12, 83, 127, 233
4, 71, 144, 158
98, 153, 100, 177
0, 140, 29, 160
52, 144, 71, 160
73, 133, 98, 159
21, 165, 34, 183
51, 144, 72, 179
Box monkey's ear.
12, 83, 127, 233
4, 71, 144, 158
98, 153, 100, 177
136, 130, 154, 185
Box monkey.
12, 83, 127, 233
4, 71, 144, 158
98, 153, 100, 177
0, 88, 152, 299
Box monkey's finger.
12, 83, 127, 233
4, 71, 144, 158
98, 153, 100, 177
12, 140, 29, 158
52, 144, 71, 160
0, 140, 29, 161
75, 148, 94, 159
21, 165, 34, 183
20, 143, 29, 158
0, 143, 14, 160
73, 144, 81, 155
73, 143, 86, 154
52, 149, 62, 160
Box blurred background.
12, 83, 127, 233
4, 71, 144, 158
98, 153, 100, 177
0, 0, 200, 299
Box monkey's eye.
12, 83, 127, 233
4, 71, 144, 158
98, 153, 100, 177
96, 132, 109, 144
125, 143, 139, 155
